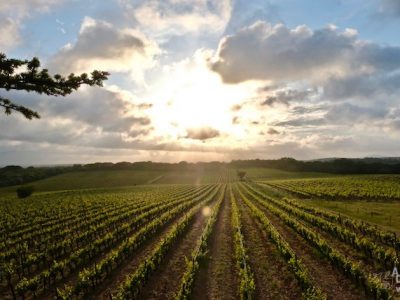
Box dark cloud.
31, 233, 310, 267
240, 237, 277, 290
267, 128, 280, 135
261, 89, 314, 106
137, 103, 153, 109
231, 104, 242, 111
262, 96, 279, 106
185, 127, 220, 140
291, 105, 323, 115
274, 117, 326, 127
232, 116, 240, 124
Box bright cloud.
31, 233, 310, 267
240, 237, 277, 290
0, 0, 64, 50
49, 17, 160, 82
123, 0, 232, 37
0, 18, 21, 50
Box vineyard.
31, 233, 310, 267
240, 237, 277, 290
267, 176, 400, 200
1, 170, 400, 299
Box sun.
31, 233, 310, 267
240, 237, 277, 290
146, 55, 258, 141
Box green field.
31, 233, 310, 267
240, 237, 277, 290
300, 199, 400, 233
243, 167, 333, 180
265, 175, 400, 200
0, 169, 225, 195
0, 167, 324, 194
1, 169, 400, 299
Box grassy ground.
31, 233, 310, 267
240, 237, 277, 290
0, 168, 235, 195
0, 167, 334, 195
301, 199, 400, 233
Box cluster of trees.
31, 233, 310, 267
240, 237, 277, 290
0, 165, 68, 187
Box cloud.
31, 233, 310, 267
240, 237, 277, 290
211, 21, 400, 84
0, 0, 64, 50
325, 103, 388, 123
231, 104, 242, 111
0, 18, 21, 50
124, 0, 232, 37
323, 72, 400, 100
379, 0, 400, 17
49, 17, 160, 81
0, 85, 153, 149
300, 134, 355, 151
224, 0, 279, 35
274, 117, 326, 128
278, 101, 391, 132
231, 116, 240, 124
261, 88, 315, 106
0, 0, 62, 18
267, 128, 279, 135
185, 127, 220, 140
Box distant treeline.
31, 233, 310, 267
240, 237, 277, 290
0, 165, 69, 187
231, 157, 400, 174
2, 157, 400, 187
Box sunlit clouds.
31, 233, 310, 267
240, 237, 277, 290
1, 0, 400, 164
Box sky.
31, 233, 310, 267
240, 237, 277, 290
1, 0, 400, 165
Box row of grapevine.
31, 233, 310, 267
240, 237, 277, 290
245, 183, 398, 271
10, 185, 218, 299
2, 185, 194, 251
56, 185, 222, 300
0, 185, 190, 242
230, 186, 255, 299
234, 184, 327, 300
259, 182, 400, 250
0, 185, 211, 286
175, 185, 226, 299
238, 183, 391, 299
0, 185, 176, 235
109, 185, 224, 299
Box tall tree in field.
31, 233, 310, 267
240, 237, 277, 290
237, 170, 246, 181
0, 53, 109, 119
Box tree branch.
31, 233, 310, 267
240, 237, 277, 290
0, 53, 109, 119
0, 96, 40, 119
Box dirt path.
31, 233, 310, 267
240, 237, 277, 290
237, 197, 302, 300
139, 202, 217, 300
191, 193, 238, 300
251, 199, 366, 300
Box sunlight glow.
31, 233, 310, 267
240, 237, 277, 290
146, 53, 260, 142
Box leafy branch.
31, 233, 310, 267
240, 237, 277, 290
0, 53, 109, 119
